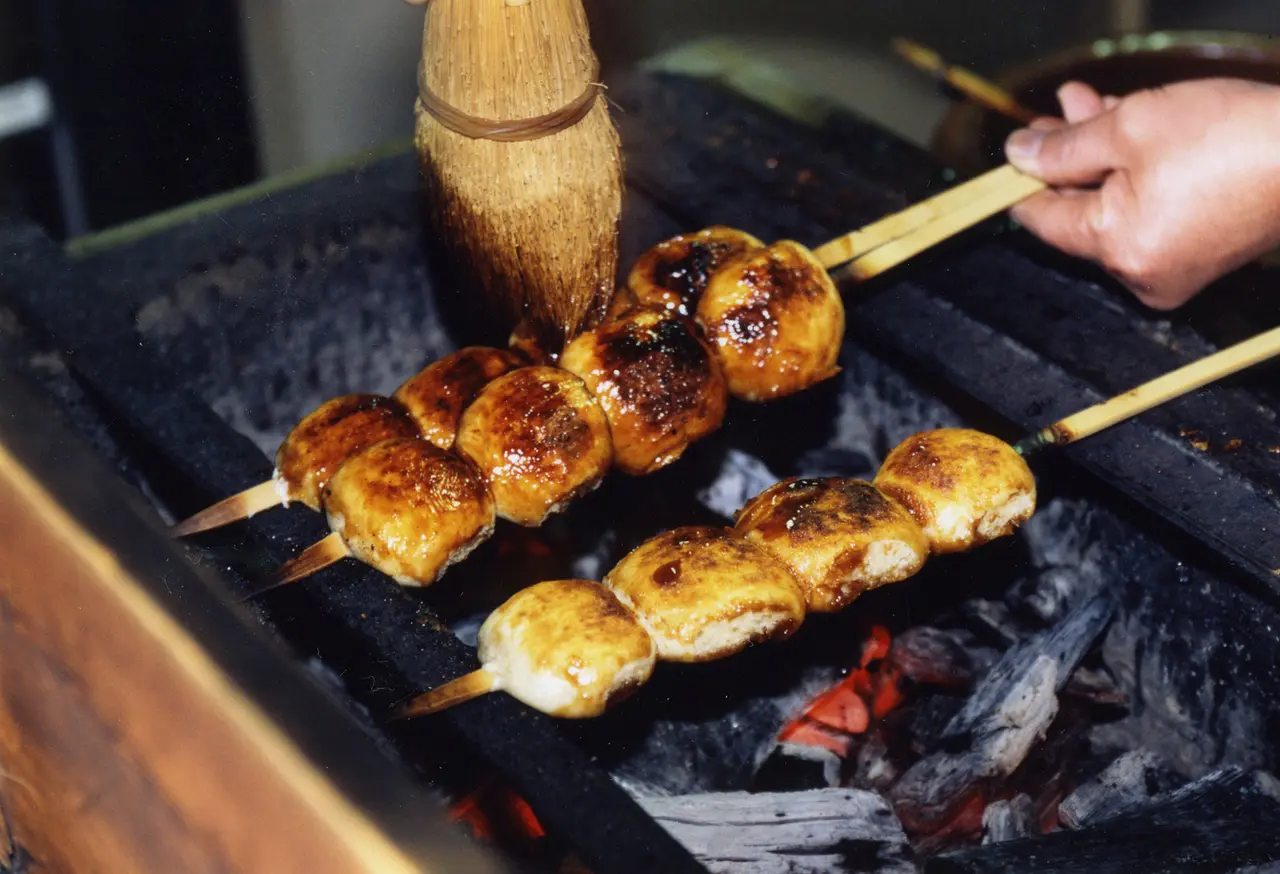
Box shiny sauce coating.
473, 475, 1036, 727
454, 366, 613, 526
275, 394, 419, 510
560, 307, 728, 475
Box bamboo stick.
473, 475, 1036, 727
891, 38, 1039, 125
1015, 325, 1280, 455
813, 164, 1044, 271
391, 669, 498, 719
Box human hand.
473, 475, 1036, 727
1004, 78, 1280, 310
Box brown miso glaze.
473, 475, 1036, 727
560, 307, 728, 475
873, 429, 1036, 554
697, 241, 845, 402
455, 366, 613, 526
274, 394, 419, 510
322, 437, 495, 586
735, 477, 929, 613
393, 347, 524, 449
652, 560, 682, 587
603, 526, 806, 662
626, 226, 764, 317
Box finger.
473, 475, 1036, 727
1103, 95, 1121, 110
1004, 110, 1121, 186
1030, 117, 1066, 132
1009, 188, 1107, 263
1057, 81, 1106, 123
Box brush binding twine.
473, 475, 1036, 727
417, 60, 603, 143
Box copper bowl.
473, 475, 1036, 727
932, 31, 1280, 176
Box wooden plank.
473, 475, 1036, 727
0, 367, 501, 874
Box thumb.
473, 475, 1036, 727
1004, 111, 1121, 187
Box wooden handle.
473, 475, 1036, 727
813, 164, 1045, 272
1016, 325, 1280, 454
891, 38, 1038, 125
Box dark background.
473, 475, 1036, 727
1, 0, 1277, 242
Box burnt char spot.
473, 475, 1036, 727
738, 248, 824, 307
596, 313, 720, 430
332, 438, 488, 512
722, 302, 777, 347
877, 482, 934, 530
494, 369, 598, 465
650, 240, 749, 312
882, 437, 958, 493
737, 478, 897, 541
396, 349, 521, 423
276, 394, 419, 503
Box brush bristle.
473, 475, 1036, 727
415, 0, 623, 345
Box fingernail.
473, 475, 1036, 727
1005, 129, 1045, 171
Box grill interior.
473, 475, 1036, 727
2, 72, 1280, 873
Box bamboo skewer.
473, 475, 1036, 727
237, 532, 353, 603
393, 326, 1280, 720
391, 669, 498, 720
891, 38, 1039, 125
813, 164, 1047, 274
171, 166, 1045, 543
1015, 325, 1280, 455
171, 481, 282, 538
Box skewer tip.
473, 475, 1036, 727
170, 479, 283, 538
391, 669, 499, 720
237, 532, 351, 602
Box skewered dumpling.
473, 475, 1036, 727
274, 394, 420, 510
560, 306, 729, 475
478, 579, 657, 718
622, 226, 764, 318
321, 438, 495, 587
696, 240, 845, 402
393, 347, 523, 449
455, 366, 613, 526
603, 526, 806, 662
734, 477, 928, 612
873, 428, 1036, 554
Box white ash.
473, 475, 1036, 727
633, 788, 917, 874
136, 223, 454, 456
1057, 749, 1179, 828
982, 794, 1036, 844
570, 528, 620, 581
696, 449, 781, 520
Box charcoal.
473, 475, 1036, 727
890, 627, 975, 690
789, 446, 878, 479
850, 732, 899, 793
890, 593, 1116, 829
926, 768, 1280, 874
961, 600, 1027, 649
1061, 666, 1126, 708
695, 448, 780, 521
1018, 567, 1093, 625
1057, 751, 1183, 829
753, 743, 842, 792
898, 694, 966, 756
635, 789, 916, 874
981, 795, 1036, 845
943, 592, 1117, 747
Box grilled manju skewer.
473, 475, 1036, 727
171, 230, 846, 539
393, 428, 1036, 719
